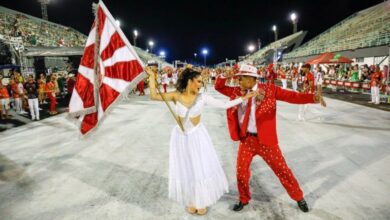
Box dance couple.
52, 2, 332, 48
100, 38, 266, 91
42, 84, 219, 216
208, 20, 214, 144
145, 63, 326, 215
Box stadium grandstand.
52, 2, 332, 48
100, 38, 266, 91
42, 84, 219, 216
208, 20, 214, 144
244, 30, 307, 65
283, 1, 390, 67
0, 5, 168, 78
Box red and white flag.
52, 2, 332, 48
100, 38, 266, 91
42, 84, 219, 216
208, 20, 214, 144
69, 1, 144, 135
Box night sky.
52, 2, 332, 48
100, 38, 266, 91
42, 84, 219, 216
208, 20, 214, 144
1, 0, 385, 64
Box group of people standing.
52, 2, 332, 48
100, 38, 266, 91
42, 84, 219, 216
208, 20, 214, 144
136, 64, 223, 97
0, 71, 76, 120
144, 63, 326, 216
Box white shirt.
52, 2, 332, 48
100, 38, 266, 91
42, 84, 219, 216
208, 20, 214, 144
315, 71, 324, 85
161, 73, 169, 84
238, 83, 257, 133
172, 72, 178, 80
17, 83, 24, 95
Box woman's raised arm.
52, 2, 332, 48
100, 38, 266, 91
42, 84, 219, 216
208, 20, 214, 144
145, 67, 178, 102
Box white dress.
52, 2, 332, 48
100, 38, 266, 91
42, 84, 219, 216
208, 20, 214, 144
162, 73, 169, 85
169, 93, 243, 208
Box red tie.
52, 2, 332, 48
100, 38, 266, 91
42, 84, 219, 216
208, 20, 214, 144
240, 97, 252, 138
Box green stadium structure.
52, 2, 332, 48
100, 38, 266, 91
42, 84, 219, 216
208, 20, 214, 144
0, 5, 168, 71
244, 31, 307, 65
283, 1, 390, 65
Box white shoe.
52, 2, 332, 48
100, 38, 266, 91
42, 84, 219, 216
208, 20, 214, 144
374, 102, 380, 105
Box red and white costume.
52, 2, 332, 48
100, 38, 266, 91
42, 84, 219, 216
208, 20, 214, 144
0, 85, 10, 114
267, 64, 277, 84
46, 81, 57, 112
215, 64, 316, 204
11, 82, 24, 114
298, 71, 315, 121
303, 71, 315, 94
291, 66, 299, 91
278, 69, 287, 89
171, 71, 178, 85
370, 71, 382, 104
161, 73, 169, 93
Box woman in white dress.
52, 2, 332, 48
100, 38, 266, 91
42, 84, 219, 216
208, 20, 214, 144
145, 67, 257, 215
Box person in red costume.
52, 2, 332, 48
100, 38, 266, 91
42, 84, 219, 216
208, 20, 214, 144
266, 63, 277, 84
290, 63, 299, 91
137, 78, 145, 96
46, 76, 58, 115
278, 66, 287, 89
214, 63, 326, 213
369, 65, 382, 105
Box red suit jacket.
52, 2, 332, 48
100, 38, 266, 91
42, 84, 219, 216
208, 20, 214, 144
215, 76, 316, 146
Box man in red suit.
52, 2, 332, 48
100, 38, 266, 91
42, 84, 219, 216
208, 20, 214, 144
215, 63, 325, 213
266, 63, 277, 84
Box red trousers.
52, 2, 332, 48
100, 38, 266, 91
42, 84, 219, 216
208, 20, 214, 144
138, 81, 144, 94
47, 93, 57, 112
237, 136, 303, 203
163, 84, 167, 93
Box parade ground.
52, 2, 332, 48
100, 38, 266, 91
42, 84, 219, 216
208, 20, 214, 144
0, 88, 389, 220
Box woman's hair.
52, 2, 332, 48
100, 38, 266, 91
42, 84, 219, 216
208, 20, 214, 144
176, 68, 201, 93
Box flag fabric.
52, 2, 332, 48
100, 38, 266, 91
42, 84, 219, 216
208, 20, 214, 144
69, 1, 144, 135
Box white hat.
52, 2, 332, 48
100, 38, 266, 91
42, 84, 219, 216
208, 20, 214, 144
147, 60, 158, 66
236, 63, 258, 78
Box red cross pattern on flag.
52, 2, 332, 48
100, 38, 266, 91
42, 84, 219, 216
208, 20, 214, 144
69, 1, 145, 135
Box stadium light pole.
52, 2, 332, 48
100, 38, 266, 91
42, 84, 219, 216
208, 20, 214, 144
248, 44, 255, 54
133, 30, 138, 47
202, 49, 208, 66
159, 51, 166, 60
290, 13, 298, 34
37, 0, 50, 20
194, 53, 197, 59
148, 41, 154, 54
272, 25, 278, 41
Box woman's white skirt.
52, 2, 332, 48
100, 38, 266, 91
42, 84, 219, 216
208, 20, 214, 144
168, 123, 229, 208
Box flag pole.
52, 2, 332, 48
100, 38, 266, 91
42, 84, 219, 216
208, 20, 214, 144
93, 2, 101, 116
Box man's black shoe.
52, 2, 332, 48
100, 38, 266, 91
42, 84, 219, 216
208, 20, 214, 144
297, 199, 309, 212
232, 201, 248, 212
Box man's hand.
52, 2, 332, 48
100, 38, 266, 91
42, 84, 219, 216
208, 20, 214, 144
223, 68, 234, 78
242, 91, 259, 101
